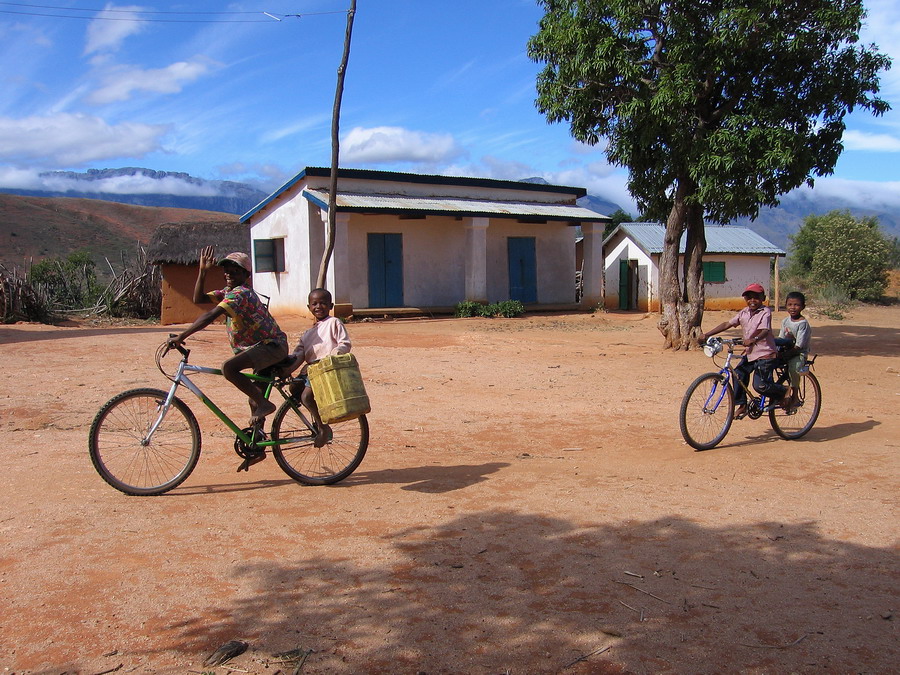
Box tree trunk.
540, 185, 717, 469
315, 0, 357, 290
657, 178, 706, 350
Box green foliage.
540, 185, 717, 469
605, 208, 634, 239
454, 300, 526, 318
29, 250, 101, 309
788, 210, 891, 301
487, 300, 526, 318
454, 301, 485, 318
528, 0, 891, 224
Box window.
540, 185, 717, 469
254, 238, 285, 273
702, 261, 726, 283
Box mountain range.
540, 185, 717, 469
1, 168, 898, 274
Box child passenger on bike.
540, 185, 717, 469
283, 288, 351, 447
700, 283, 790, 419
779, 291, 811, 405
167, 246, 289, 425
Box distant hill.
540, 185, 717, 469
0, 194, 237, 274
4, 167, 267, 216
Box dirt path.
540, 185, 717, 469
0, 307, 897, 674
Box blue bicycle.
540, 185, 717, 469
679, 337, 821, 450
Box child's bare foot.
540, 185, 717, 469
734, 405, 747, 420
314, 424, 332, 448
249, 399, 277, 425
781, 386, 793, 409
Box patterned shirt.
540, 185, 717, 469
209, 285, 287, 354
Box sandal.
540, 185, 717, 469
734, 405, 747, 420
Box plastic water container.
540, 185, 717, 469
307, 353, 371, 424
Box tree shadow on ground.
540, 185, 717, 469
154, 512, 897, 674
806, 324, 900, 358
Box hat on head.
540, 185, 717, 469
219, 252, 251, 272
742, 282, 765, 296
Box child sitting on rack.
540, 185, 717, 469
285, 288, 351, 447
700, 283, 791, 419
778, 291, 812, 406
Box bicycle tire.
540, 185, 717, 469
88, 388, 201, 496
680, 372, 735, 450
769, 372, 821, 440
271, 399, 368, 485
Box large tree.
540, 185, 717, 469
528, 0, 890, 348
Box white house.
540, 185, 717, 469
602, 223, 786, 312
241, 167, 611, 317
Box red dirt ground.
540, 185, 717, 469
0, 305, 897, 674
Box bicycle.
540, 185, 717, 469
679, 337, 821, 450
88, 339, 369, 495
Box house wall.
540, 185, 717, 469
602, 234, 655, 310
602, 238, 774, 312
249, 193, 318, 317
159, 264, 227, 325
248, 174, 581, 315
701, 255, 773, 310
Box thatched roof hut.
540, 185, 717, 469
149, 220, 251, 324
148, 220, 249, 265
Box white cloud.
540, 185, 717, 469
791, 177, 900, 210
84, 4, 147, 56
87, 59, 212, 104
260, 114, 330, 144
341, 126, 464, 164
842, 129, 900, 152
0, 113, 167, 165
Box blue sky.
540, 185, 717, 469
0, 0, 898, 213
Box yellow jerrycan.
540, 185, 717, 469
307, 353, 371, 424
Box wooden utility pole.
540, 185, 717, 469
316, 0, 357, 289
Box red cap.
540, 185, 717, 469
742, 283, 765, 295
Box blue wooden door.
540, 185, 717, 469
368, 233, 403, 307
507, 237, 537, 303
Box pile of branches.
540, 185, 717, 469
90, 246, 162, 319
0, 263, 54, 324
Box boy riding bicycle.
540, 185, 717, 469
700, 283, 790, 419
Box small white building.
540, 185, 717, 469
602, 223, 785, 312
241, 167, 610, 317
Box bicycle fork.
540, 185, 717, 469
704, 371, 732, 413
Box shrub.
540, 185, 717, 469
454, 300, 526, 318
454, 301, 485, 318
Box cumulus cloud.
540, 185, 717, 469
341, 126, 464, 164
787, 177, 900, 210
87, 59, 212, 104
84, 4, 147, 56
842, 129, 900, 152
0, 113, 167, 165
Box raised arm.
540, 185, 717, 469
192, 245, 217, 304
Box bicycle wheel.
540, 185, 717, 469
271, 400, 368, 485
769, 372, 821, 440
88, 388, 201, 496
680, 372, 735, 450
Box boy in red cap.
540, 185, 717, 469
168, 245, 288, 424
700, 282, 790, 418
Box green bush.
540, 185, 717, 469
454, 300, 526, 318
30, 250, 101, 310
788, 210, 891, 302
487, 300, 526, 318
454, 301, 485, 318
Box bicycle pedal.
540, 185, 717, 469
237, 452, 266, 472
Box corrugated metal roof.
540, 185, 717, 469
240, 166, 591, 222
612, 222, 785, 255
302, 188, 610, 222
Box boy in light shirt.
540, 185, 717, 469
286, 288, 351, 446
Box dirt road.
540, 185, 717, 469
1, 306, 897, 674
